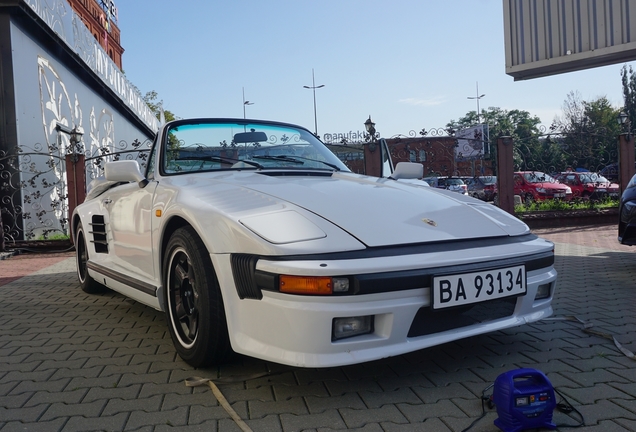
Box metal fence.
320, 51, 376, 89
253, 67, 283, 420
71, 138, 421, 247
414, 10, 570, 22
0, 124, 630, 250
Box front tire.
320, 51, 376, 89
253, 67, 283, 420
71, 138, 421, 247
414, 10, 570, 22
163, 226, 231, 367
75, 222, 106, 294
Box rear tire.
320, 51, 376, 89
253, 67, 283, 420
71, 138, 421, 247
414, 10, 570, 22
163, 226, 231, 367
75, 223, 106, 294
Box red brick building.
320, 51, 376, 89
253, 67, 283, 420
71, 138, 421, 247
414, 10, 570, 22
385, 136, 493, 177
67, 0, 123, 69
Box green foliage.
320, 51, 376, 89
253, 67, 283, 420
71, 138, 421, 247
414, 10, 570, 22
36, 233, 70, 240
549, 91, 620, 172
447, 107, 543, 175
514, 197, 618, 213
143, 91, 177, 123
621, 65, 636, 128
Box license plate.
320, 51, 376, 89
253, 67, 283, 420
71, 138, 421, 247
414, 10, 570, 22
553, 193, 565, 198
432, 265, 526, 310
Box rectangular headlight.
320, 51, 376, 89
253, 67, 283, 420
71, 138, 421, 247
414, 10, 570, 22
536, 283, 551, 300
332, 316, 373, 341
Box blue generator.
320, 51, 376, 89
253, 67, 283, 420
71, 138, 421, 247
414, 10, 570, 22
493, 368, 557, 432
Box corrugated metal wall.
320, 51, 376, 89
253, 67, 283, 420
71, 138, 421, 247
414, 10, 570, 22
503, 0, 636, 80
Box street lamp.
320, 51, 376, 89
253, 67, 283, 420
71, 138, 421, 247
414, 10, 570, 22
56, 122, 83, 157
467, 82, 486, 124
242, 87, 253, 119
303, 68, 325, 136
364, 116, 377, 152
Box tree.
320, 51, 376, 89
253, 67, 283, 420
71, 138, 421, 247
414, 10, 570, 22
142, 90, 177, 123
447, 107, 543, 172
551, 91, 620, 172
621, 65, 636, 129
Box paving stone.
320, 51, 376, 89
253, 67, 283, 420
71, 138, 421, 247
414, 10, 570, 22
50, 365, 103, 381
441, 411, 499, 432
118, 370, 171, 387
84, 354, 133, 368
216, 383, 274, 403
0, 404, 48, 422
568, 398, 636, 424
561, 368, 630, 386
23, 388, 87, 406
124, 406, 189, 430
609, 397, 636, 414
138, 382, 192, 398
9, 378, 70, 395
248, 395, 308, 418
422, 369, 485, 387
561, 355, 627, 372
397, 399, 466, 423
317, 424, 384, 432
0, 392, 33, 409
305, 393, 366, 414
294, 368, 349, 385
0, 418, 67, 432
61, 412, 129, 432
340, 364, 398, 381
615, 418, 636, 431
155, 421, 219, 432
411, 382, 475, 404
324, 379, 383, 396
40, 399, 106, 421
103, 393, 163, 416
375, 374, 435, 392
608, 382, 636, 398
380, 418, 453, 431
358, 387, 421, 408
273, 382, 329, 400
218, 414, 282, 432
280, 409, 347, 432
190, 401, 249, 425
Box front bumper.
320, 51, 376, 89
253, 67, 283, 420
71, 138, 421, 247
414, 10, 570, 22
213, 236, 557, 367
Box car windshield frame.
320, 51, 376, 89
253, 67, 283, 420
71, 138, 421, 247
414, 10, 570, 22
160, 119, 350, 175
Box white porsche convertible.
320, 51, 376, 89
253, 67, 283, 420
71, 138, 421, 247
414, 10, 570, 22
71, 118, 557, 368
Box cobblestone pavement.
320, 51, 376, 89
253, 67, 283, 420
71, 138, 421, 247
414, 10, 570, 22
0, 223, 635, 431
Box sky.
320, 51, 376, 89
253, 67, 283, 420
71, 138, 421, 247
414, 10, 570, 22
115, 0, 636, 140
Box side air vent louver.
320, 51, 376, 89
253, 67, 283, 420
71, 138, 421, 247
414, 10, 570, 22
90, 215, 108, 253
231, 254, 262, 300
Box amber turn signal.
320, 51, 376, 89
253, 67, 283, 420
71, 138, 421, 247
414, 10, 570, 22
279, 275, 333, 295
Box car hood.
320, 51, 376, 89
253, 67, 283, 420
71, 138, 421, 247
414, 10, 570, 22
178, 171, 529, 247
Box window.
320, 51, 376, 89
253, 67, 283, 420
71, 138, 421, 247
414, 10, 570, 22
419, 150, 426, 162
409, 150, 416, 162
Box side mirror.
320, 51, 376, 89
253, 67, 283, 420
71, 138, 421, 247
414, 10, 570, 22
389, 162, 423, 180
104, 160, 148, 188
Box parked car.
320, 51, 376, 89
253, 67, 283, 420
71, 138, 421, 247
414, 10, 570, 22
600, 162, 636, 183
554, 172, 619, 200
463, 176, 497, 201
72, 118, 557, 368
422, 176, 468, 195
514, 171, 572, 203
619, 173, 636, 245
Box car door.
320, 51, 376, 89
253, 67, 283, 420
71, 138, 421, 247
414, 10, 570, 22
100, 180, 158, 285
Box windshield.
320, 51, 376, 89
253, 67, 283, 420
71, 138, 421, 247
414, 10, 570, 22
445, 179, 464, 185
161, 120, 350, 174
523, 172, 555, 183
579, 173, 610, 183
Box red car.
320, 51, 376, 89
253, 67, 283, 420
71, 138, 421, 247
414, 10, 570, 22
554, 172, 619, 200
513, 171, 573, 203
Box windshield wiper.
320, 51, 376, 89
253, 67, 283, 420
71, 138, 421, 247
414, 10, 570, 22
254, 154, 341, 171
252, 155, 304, 164
175, 155, 263, 169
